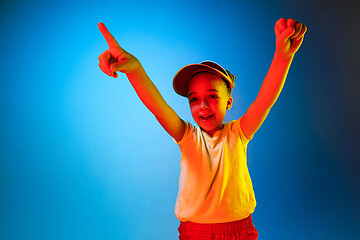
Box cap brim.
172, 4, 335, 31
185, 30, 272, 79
173, 63, 232, 97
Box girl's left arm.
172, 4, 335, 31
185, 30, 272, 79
240, 18, 307, 139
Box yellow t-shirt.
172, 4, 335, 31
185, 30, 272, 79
175, 117, 256, 223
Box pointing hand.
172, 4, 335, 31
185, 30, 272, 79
98, 22, 140, 78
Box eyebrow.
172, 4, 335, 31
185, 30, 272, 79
188, 89, 218, 97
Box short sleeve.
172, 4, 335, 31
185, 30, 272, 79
173, 121, 193, 145
229, 117, 253, 142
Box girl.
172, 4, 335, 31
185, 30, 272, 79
98, 18, 306, 239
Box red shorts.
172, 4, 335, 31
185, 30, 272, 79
178, 215, 258, 240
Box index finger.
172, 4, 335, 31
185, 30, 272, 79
98, 22, 120, 48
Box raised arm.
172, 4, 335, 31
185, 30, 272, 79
98, 23, 185, 141
240, 18, 307, 139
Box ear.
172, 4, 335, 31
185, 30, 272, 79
226, 97, 233, 110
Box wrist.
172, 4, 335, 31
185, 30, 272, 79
274, 50, 294, 63
124, 57, 143, 75
126, 63, 147, 79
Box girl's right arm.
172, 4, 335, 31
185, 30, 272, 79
98, 22, 185, 142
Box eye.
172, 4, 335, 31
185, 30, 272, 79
190, 97, 198, 103
208, 94, 218, 99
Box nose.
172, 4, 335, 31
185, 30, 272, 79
199, 99, 209, 110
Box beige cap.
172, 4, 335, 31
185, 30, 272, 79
173, 61, 235, 97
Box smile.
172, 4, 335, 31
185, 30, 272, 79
200, 114, 214, 120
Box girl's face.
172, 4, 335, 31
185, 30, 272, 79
187, 72, 233, 137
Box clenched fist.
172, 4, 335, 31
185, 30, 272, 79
275, 18, 307, 58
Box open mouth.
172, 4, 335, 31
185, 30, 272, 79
200, 114, 214, 121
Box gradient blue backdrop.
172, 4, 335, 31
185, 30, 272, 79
1, 0, 359, 239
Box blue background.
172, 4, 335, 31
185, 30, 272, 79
1, 0, 359, 239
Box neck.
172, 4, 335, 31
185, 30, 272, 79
202, 123, 224, 137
